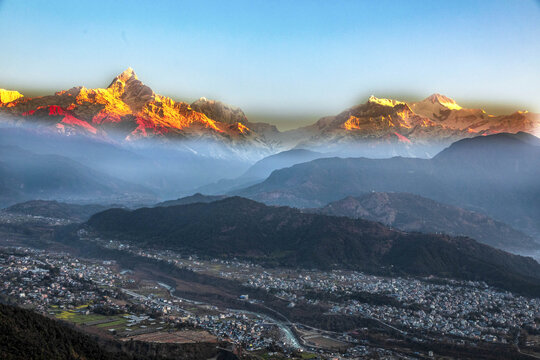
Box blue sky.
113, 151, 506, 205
0, 0, 539, 128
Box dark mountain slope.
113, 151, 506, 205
89, 197, 398, 269
0, 303, 229, 360
87, 197, 540, 296
235, 133, 540, 237
0, 303, 132, 360
236, 156, 436, 207
155, 193, 227, 207
314, 192, 539, 252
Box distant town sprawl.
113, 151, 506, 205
1, 223, 540, 359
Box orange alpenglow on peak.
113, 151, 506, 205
0, 89, 24, 105
3, 67, 537, 144
0, 68, 254, 140
367, 95, 405, 107
423, 93, 462, 110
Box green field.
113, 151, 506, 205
51, 307, 128, 328
95, 318, 128, 328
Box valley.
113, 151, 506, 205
1, 129, 539, 359
1, 197, 540, 359
1, 3, 539, 359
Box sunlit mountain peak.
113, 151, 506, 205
105, 68, 155, 112
367, 95, 404, 107
424, 93, 462, 110
115, 67, 137, 81
0, 89, 24, 105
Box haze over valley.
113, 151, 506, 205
1, 68, 540, 359
1, 1, 540, 359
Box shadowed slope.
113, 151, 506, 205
87, 197, 540, 296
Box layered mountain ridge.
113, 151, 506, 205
86, 196, 540, 297
312, 192, 539, 252
1, 69, 538, 155
235, 133, 540, 236
0, 145, 156, 206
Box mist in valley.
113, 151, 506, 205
1, 119, 539, 261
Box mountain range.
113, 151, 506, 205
311, 192, 538, 252
194, 148, 326, 194
0, 145, 155, 206
155, 193, 228, 207
158, 191, 539, 253
0, 127, 252, 202
285, 94, 539, 157
141, 189, 540, 254
86, 197, 540, 297
1, 69, 538, 158
235, 133, 540, 238
0, 69, 266, 143
2, 69, 539, 249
